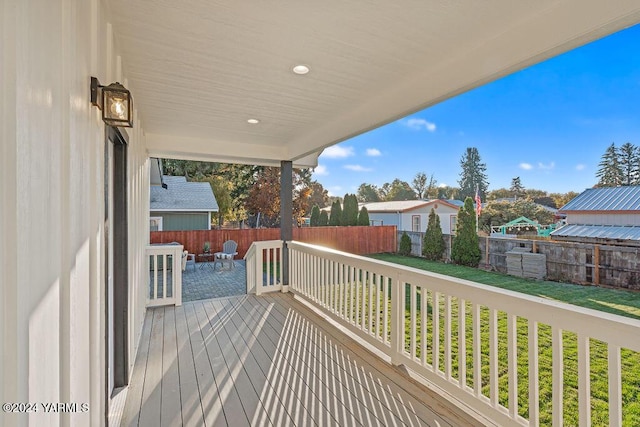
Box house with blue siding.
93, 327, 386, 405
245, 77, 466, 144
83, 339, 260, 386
150, 175, 219, 231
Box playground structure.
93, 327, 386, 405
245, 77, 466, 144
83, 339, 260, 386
490, 216, 558, 237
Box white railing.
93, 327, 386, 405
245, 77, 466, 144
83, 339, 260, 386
146, 244, 183, 307
244, 240, 283, 295
287, 240, 640, 427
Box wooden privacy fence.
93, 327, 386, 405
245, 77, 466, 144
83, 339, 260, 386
150, 225, 397, 259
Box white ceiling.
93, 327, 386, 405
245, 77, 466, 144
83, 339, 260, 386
106, 0, 640, 167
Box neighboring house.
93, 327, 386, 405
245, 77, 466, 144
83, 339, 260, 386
551, 186, 640, 246
362, 200, 460, 234
150, 175, 219, 231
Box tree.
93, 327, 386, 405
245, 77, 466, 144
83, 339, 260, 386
383, 179, 417, 201
619, 142, 639, 186
596, 143, 623, 187
342, 194, 359, 226
357, 206, 370, 226
451, 197, 481, 267
310, 205, 320, 227
424, 174, 439, 199
308, 181, 330, 209
319, 210, 329, 226
329, 200, 342, 226
550, 191, 579, 209
422, 208, 445, 260
399, 232, 412, 256
458, 147, 489, 200
412, 173, 428, 199
437, 185, 459, 200
357, 183, 381, 202
510, 177, 525, 199
478, 199, 555, 232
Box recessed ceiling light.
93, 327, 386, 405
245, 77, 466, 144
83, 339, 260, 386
247, 118, 260, 124
292, 64, 310, 75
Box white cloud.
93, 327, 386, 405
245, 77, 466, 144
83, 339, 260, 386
366, 148, 381, 157
519, 163, 533, 170
327, 186, 342, 197
438, 183, 448, 188
575, 164, 586, 171
321, 145, 354, 158
312, 165, 328, 176
538, 161, 555, 170
404, 118, 436, 132
344, 164, 373, 172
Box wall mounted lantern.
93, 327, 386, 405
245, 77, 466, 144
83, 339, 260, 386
91, 76, 133, 127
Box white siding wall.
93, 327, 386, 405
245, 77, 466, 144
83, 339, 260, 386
369, 206, 458, 234
567, 213, 640, 226
1, 1, 149, 426
368, 212, 400, 227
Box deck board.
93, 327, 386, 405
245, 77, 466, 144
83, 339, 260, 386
122, 293, 481, 427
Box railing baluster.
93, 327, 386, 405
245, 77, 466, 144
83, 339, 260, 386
473, 303, 481, 397
355, 266, 361, 326
433, 291, 440, 374
445, 295, 452, 380
368, 272, 374, 334
529, 320, 539, 427
608, 345, 622, 427
383, 276, 389, 346
410, 283, 417, 360
552, 326, 563, 426
490, 308, 498, 407
459, 298, 467, 387
421, 287, 428, 367
375, 274, 381, 340
508, 314, 518, 419
577, 334, 591, 427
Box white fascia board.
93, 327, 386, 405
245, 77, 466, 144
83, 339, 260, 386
147, 133, 319, 168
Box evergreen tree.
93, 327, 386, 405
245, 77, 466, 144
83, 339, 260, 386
342, 194, 359, 225
310, 205, 320, 227
422, 208, 445, 260
510, 177, 525, 199
319, 210, 329, 226
329, 200, 342, 226
619, 142, 640, 186
458, 147, 489, 200
399, 232, 412, 256
357, 206, 370, 226
451, 197, 481, 267
596, 143, 623, 187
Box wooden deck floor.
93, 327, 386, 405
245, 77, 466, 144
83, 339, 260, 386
121, 293, 479, 427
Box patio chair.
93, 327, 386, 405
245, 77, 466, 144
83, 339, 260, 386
182, 250, 196, 272
214, 240, 238, 271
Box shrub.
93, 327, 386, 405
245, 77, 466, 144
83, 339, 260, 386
319, 210, 329, 226
357, 206, 370, 226
423, 208, 445, 260
451, 197, 481, 267
399, 232, 412, 256
310, 205, 320, 226
342, 193, 359, 226
329, 200, 342, 226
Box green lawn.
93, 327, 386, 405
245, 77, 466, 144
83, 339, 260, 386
364, 253, 640, 426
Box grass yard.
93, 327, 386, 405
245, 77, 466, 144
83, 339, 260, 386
365, 253, 640, 426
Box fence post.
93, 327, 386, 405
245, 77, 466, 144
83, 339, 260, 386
594, 245, 600, 285
390, 272, 404, 365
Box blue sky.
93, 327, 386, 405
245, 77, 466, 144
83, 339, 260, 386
312, 24, 640, 197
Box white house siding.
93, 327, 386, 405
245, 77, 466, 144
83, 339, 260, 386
567, 213, 640, 226
1, 1, 149, 426
369, 204, 458, 234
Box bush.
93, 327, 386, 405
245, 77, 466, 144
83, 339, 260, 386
342, 193, 359, 226
310, 205, 320, 227
357, 206, 370, 226
423, 208, 445, 260
451, 197, 481, 266
319, 210, 329, 226
329, 200, 342, 226
399, 232, 412, 256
